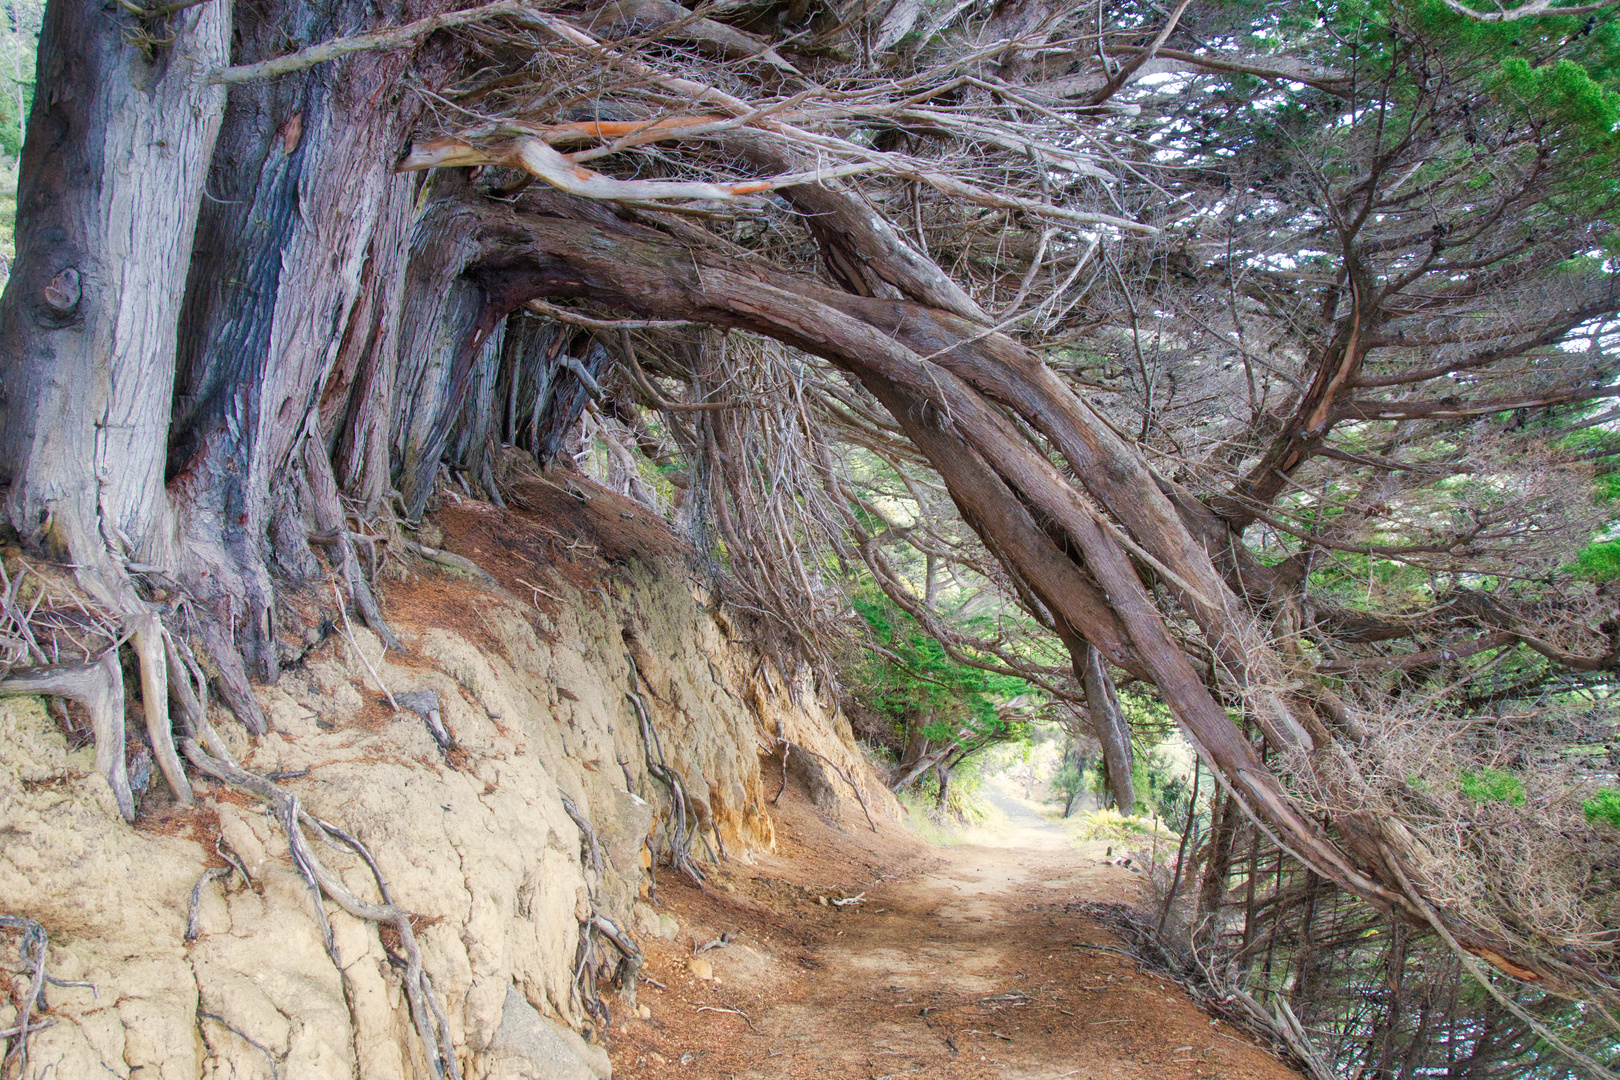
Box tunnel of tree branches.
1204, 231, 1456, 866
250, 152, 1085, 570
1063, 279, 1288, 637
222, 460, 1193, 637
2, 0, 1620, 1073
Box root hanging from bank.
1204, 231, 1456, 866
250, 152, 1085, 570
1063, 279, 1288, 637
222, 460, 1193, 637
179, 738, 464, 1080
0, 650, 134, 821
625, 653, 709, 884
561, 794, 643, 1027
159, 627, 463, 1080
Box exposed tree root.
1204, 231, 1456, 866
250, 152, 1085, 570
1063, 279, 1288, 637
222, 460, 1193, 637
397, 690, 452, 750
560, 795, 605, 882
0, 650, 135, 820
131, 612, 193, 806
397, 538, 498, 586
180, 739, 463, 1079
311, 531, 402, 652
593, 915, 643, 1010
779, 738, 877, 832
197, 1009, 285, 1078
625, 677, 706, 884
0, 914, 96, 1079
185, 867, 235, 942
330, 579, 401, 711
560, 794, 644, 1025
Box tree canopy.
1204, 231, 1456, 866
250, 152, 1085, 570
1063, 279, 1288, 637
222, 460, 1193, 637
3, 0, 1620, 1072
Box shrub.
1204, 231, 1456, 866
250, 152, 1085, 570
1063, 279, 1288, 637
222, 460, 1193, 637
1074, 808, 1156, 841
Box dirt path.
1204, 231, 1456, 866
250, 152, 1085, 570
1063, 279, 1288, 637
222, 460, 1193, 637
612, 782, 1300, 1080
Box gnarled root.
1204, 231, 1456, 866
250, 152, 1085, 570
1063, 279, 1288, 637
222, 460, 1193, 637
780, 738, 877, 833
0, 650, 135, 820
310, 531, 402, 652
593, 915, 643, 1010
397, 538, 498, 586
0, 914, 97, 1077
562, 797, 643, 1021
625, 684, 706, 884
131, 612, 193, 806
177, 737, 463, 1080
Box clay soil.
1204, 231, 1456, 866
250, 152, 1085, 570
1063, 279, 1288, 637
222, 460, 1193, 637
612, 782, 1303, 1080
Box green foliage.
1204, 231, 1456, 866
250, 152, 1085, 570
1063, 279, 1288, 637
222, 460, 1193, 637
1073, 808, 1158, 842
1050, 759, 1087, 810
1492, 57, 1619, 148
1459, 767, 1527, 806
1596, 473, 1620, 506
1575, 541, 1620, 582
1585, 787, 1620, 830
849, 585, 1031, 746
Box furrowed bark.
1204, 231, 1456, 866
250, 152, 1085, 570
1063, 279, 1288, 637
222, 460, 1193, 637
0, 0, 228, 588
171, 0, 460, 681
0, 0, 229, 804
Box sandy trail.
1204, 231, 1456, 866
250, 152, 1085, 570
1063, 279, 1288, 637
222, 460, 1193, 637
612, 780, 1299, 1080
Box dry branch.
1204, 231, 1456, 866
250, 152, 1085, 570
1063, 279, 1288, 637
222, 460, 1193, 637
211, 0, 530, 84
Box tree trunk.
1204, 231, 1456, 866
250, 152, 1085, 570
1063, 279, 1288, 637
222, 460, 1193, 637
0, 1, 227, 585
0, 0, 230, 806
1080, 642, 1134, 814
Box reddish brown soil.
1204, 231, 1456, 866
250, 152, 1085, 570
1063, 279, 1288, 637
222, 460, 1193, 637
612, 785, 1302, 1080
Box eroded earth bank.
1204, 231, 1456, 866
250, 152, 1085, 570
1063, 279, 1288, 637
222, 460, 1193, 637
0, 476, 1296, 1080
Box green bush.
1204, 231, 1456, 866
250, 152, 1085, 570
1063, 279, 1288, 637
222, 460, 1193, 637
1073, 808, 1156, 841
1050, 760, 1086, 813
1585, 787, 1620, 830
1459, 767, 1526, 806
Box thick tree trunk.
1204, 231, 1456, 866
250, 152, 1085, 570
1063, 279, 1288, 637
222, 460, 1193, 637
169, 0, 443, 693
0, 2, 227, 585
0, 1, 229, 807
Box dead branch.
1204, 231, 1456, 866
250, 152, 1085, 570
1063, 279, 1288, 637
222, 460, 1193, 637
211, 0, 530, 84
